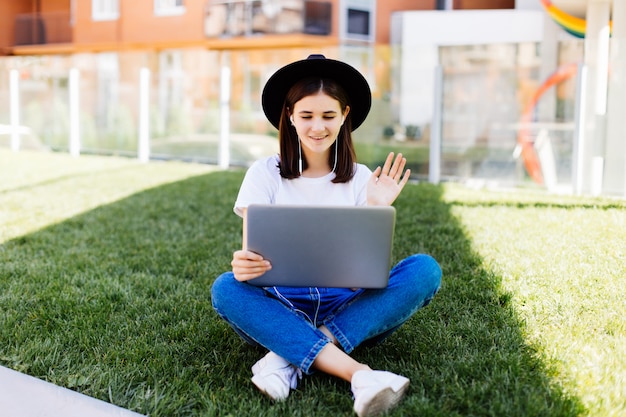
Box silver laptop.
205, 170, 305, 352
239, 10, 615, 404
245, 204, 395, 288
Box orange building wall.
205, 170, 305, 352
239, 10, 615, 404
72, 2, 120, 46
0, 0, 33, 50
119, 1, 206, 44
330, 0, 341, 39
3, 0, 520, 55
40, 0, 70, 13
73, 0, 207, 47
376, 0, 436, 44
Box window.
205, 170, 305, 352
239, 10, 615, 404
341, 0, 375, 42
347, 9, 369, 36
154, 0, 186, 16
304, 1, 332, 35
92, 0, 119, 21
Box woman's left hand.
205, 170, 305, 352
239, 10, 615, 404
367, 152, 411, 206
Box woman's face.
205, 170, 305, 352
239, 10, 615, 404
291, 92, 349, 158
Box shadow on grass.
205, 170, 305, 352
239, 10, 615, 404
0, 171, 584, 416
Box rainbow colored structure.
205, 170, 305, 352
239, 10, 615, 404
517, 62, 579, 185
540, 0, 613, 38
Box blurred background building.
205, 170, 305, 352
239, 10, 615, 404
0, 0, 624, 197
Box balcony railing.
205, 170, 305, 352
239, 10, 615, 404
204, 0, 331, 38
14, 11, 72, 46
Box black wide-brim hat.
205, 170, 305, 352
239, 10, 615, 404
262, 54, 372, 131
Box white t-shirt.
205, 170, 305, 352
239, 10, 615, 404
234, 154, 372, 217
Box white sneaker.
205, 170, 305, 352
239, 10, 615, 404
251, 351, 301, 401
351, 370, 410, 417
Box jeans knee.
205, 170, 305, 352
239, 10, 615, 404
394, 254, 442, 304
211, 272, 236, 310
417, 254, 442, 295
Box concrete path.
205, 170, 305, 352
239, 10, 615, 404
0, 366, 145, 417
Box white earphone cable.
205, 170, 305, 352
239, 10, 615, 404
332, 138, 338, 173
298, 137, 303, 174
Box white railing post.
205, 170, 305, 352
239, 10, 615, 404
9, 69, 20, 152
138, 67, 151, 163
429, 65, 443, 184
572, 63, 588, 195
69, 68, 80, 157
219, 54, 231, 169
578, 0, 611, 195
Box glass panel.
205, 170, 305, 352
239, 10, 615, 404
0, 41, 584, 189
438, 41, 582, 189
12, 55, 72, 152
0, 60, 11, 125
149, 49, 222, 163
440, 44, 525, 185
0, 59, 13, 147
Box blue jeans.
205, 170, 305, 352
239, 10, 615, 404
211, 254, 441, 374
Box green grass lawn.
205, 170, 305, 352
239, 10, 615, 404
1, 149, 624, 416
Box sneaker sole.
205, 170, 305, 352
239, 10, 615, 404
355, 378, 410, 417
250, 374, 288, 401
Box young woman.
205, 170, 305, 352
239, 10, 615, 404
211, 55, 441, 417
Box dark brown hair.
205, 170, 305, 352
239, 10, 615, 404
277, 77, 356, 183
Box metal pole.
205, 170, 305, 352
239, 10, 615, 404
572, 63, 587, 195
429, 65, 443, 184
69, 68, 80, 157
138, 67, 150, 163
9, 69, 20, 152
604, 0, 626, 196
219, 52, 231, 169
581, 0, 611, 195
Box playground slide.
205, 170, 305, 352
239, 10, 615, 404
519, 1, 612, 184
517, 62, 579, 185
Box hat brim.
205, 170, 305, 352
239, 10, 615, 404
262, 56, 372, 131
